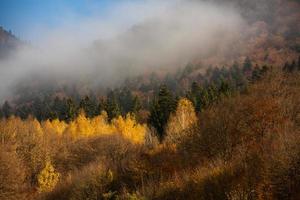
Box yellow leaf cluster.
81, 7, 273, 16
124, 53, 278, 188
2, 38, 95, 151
37, 161, 60, 193
112, 114, 147, 144
165, 98, 197, 144
0, 111, 147, 144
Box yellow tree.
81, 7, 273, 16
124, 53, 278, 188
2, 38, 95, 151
0, 116, 22, 144
165, 98, 197, 145
37, 161, 60, 193
91, 111, 114, 135
112, 114, 147, 144
76, 111, 95, 137
42, 119, 67, 136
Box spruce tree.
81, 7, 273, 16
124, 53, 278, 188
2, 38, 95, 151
243, 57, 253, 73
79, 96, 97, 118
131, 96, 141, 114
2, 101, 12, 118
119, 88, 135, 114
106, 91, 121, 121
252, 65, 262, 81
219, 79, 231, 97
149, 85, 176, 140
66, 98, 77, 121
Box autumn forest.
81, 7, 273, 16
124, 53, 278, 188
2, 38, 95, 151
0, 0, 300, 200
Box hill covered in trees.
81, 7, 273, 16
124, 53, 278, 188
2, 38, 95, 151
1, 64, 300, 200
0, 0, 300, 199
0, 26, 21, 59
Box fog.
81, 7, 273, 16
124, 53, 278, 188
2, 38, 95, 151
0, 0, 247, 99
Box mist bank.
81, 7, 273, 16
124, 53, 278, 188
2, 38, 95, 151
0, 0, 299, 101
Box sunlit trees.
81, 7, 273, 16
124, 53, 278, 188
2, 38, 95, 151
165, 98, 197, 145
42, 119, 67, 136
37, 161, 60, 193
112, 114, 147, 144
91, 111, 114, 135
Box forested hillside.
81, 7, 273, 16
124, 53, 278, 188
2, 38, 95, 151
0, 26, 20, 59
0, 0, 300, 199
1, 65, 299, 200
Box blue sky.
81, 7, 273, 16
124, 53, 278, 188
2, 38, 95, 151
0, 0, 119, 40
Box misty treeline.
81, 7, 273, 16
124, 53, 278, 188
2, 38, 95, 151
0, 0, 299, 198
0, 0, 299, 99
0, 57, 272, 123
1, 61, 300, 199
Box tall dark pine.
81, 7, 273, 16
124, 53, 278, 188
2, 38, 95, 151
79, 96, 97, 118
66, 98, 77, 121
52, 97, 63, 120
131, 96, 141, 115
148, 85, 176, 140
230, 62, 246, 89
31, 98, 45, 121
243, 57, 253, 73
298, 56, 300, 70
219, 79, 231, 97
251, 65, 262, 81
187, 82, 199, 109
2, 101, 12, 118
15, 105, 31, 119
52, 97, 77, 122
106, 90, 121, 121
119, 88, 139, 114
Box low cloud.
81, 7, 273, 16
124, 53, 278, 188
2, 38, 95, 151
0, 0, 246, 99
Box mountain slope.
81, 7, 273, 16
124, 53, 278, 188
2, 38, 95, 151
0, 26, 20, 59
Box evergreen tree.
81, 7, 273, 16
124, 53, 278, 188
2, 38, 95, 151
231, 61, 246, 89
219, 79, 231, 97
15, 105, 31, 119
148, 85, 176, 140
66, 98, 77, 121
106, 90, 121, 121
95, 98, 106, 116
243, 57, 253, 73
198, 87, 210, 111
31, 98, 45, 121
52, 97, 68, 121
252, 65, 262, 81
52, 97, 76, 122
79, 96, 97, 118
207, 84, 218, 103
187, 82, 199, 107
298, 56, 300, 70
2, 101, 12, 118
131, 96, 141, 114
119, 88, 137, 114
